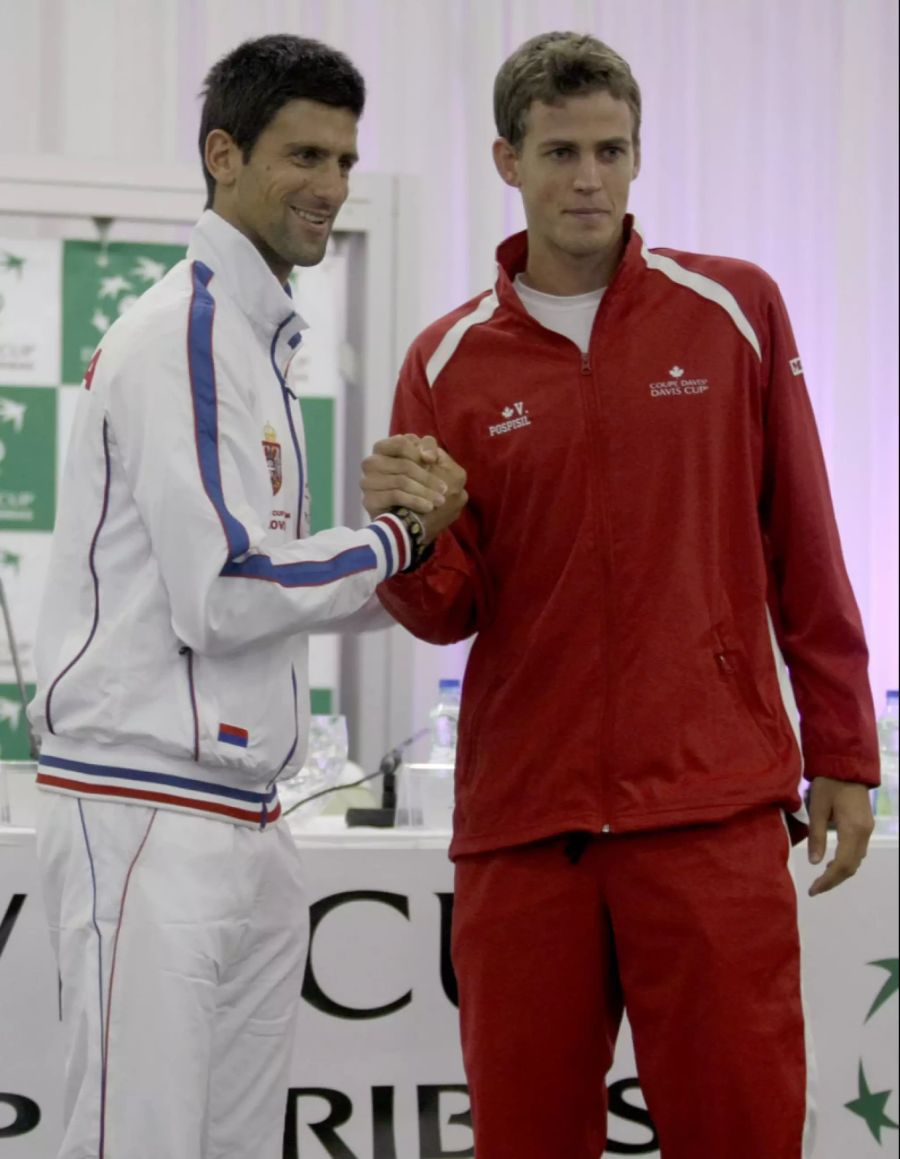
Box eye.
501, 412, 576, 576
548, 147, 574, 159
293, 148, 323, 166
602, 146, 625, 161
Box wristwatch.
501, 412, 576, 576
389, 505, 435, 571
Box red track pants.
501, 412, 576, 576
452, 807, 813, 1158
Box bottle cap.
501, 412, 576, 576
439, 678, 461, 692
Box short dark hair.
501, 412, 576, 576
494, 31, 641, 151
199, 34, 366, 207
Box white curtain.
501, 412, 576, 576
2, 0, 897, 704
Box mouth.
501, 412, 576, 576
564, 208, 612, 218
290, 206, 332, 231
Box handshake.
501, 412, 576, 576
360, 434, 468, 547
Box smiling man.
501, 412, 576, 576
371, 30, 880, 1159
29, 34, 464, 1159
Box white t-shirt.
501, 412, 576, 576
513, 274, 605, 354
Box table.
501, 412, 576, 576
1, 817, 897, 1157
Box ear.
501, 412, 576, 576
632, 144, 641, 181
204, 128, 242, 193
492, 137, 521, 188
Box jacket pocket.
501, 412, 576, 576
712, 628, 779, 762
179, 645, 200, 761
190, 642, 299, 773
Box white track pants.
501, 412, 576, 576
36, 792, 308, 1159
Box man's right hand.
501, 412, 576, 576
417, 439, 468, 545
361, 434, 467, 544
361, 434, 447, 516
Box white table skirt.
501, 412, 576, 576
0, 814, 897, 1158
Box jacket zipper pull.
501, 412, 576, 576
715, 652, 733, 674
581, 352, 591, 375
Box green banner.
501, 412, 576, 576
61, 240, 185, 384
310, 688, 334, 715
0, 682, 35, 760
0, 386, 57, 530
298, 397, 335, 534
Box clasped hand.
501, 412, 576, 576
360, 434, 468, 545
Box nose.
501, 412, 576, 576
312, 159, 349, 209
572, 158, 605, 194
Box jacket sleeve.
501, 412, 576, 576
759, 284, 879, 785
104, 304, 412, 657
377, 343, 493, 644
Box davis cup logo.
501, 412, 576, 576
263, 422, 282, 495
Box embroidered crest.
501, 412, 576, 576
263, 422, 282, 494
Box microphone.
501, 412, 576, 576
345, 728, 428, 828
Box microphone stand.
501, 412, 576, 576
345, 727, 428, 828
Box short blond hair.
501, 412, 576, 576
494, 32, 641, 150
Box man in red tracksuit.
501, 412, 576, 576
364, 31, 880, 1158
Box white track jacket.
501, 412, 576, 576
29, 211, 412, 828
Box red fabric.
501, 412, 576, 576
379, 219, 879, 858
451, 808, 809, 1158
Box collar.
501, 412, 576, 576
187, 211, 308, 380
493, 214, 646, 314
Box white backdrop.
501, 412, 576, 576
0, 0, 897, 729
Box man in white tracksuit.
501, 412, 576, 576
29, 34, 466, 1159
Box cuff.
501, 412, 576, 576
368, 513, 415, 577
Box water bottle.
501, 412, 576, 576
428, 679, 461, 766
872, 689, 899, 835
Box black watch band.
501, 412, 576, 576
389, 505, 433, 571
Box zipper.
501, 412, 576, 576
281, 388, 305, 540
179, 645, 200, 761
270, 316, 306, 540
261, 666, 301, 830
575, 343, 616, 834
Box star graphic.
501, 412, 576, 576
91, 308, 111, 333
0, 251, 25, 277
866, 959, 899, 1022
0, 398, 26, 431
131, 256, 167, 282
98, 275, 132, 298
845, 1061, 899, 1143
0, 697, 22, 728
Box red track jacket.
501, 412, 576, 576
380, 219, 879, 858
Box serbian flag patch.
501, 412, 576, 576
218, 723, 249, 748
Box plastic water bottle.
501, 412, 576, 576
873, 689, 899, 835
428, 679, 461, 767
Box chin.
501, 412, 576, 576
290, 241, 329, 269
563, 236, 615, 259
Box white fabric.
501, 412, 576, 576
36, 792, 308, 1159
634, 223, 761, 359
513, 275, 604, 354
425, 289, 499, 387
28, 211, 411, 821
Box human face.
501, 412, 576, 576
207, 98, 359, 282
493, 90, 640, 294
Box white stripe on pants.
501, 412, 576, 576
36, 791, 309, 1159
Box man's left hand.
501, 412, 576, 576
807, 777, 875, 897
